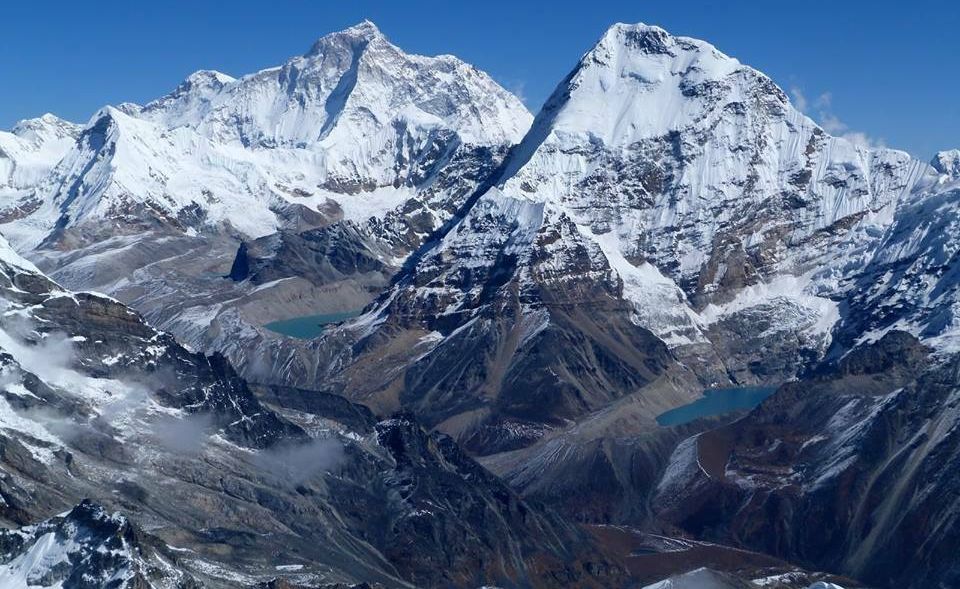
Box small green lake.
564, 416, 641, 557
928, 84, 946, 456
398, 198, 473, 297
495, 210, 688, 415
264, 310, 363, 339
656, 386, 778, 427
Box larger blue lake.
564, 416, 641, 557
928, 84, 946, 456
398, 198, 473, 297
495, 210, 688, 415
656, 386, 778, 427
264, 310, 363, 339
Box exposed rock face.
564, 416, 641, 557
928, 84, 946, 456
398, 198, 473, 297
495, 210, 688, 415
368, 414, 621, 587
481, 392, 715, 524
228, 222, 394, 288
653, 332, 960, 589
932, 149, 960, 179
311, 201, 689, 455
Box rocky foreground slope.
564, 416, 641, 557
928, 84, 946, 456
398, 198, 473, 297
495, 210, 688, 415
0, 237, 616, 588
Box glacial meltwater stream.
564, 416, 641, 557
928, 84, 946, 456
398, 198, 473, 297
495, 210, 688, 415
655, 386, 778, 426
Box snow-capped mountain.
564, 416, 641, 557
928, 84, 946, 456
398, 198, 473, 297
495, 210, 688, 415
304, 22, 940, 454
0, 500, 197, 588
4, 17, 960, 588
140, 21, 528, 149
469, 21, 935, 371
0, 114, 80, 215
0, 21, 532, 382
3, 20, 531, 250
496, 22, 932, 296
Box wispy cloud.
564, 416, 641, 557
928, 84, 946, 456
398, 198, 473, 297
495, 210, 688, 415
254, 437, 345, 486
790, 86, 810, 113
790, 86, 885, 149
151, 413, 215, 455
509, 80, 529, 106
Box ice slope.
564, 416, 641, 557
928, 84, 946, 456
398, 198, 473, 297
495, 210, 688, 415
839, 179, 960, 352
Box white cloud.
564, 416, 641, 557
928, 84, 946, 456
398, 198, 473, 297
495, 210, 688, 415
790, 86, 885, 149
254, 437, 345, 485
789, 86, 809, 113
509, 80, 529, 107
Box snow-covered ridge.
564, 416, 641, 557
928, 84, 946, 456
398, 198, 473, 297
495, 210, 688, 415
525, 22, 746, 147
487, 21, 937, 347
140, 20, 530, 148
0, 20, 533, 250
0, 233, 42, 274
641, 567, 847, 588
0, 114, 80, 201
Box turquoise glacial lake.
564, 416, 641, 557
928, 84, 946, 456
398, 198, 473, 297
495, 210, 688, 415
264, 310, 363, 339
656, 386, 778, 427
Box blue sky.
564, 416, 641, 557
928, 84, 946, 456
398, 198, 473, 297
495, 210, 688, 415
2, 0, 957, 158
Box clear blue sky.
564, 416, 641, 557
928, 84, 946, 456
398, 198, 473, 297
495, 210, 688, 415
3, 0, 957, 158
